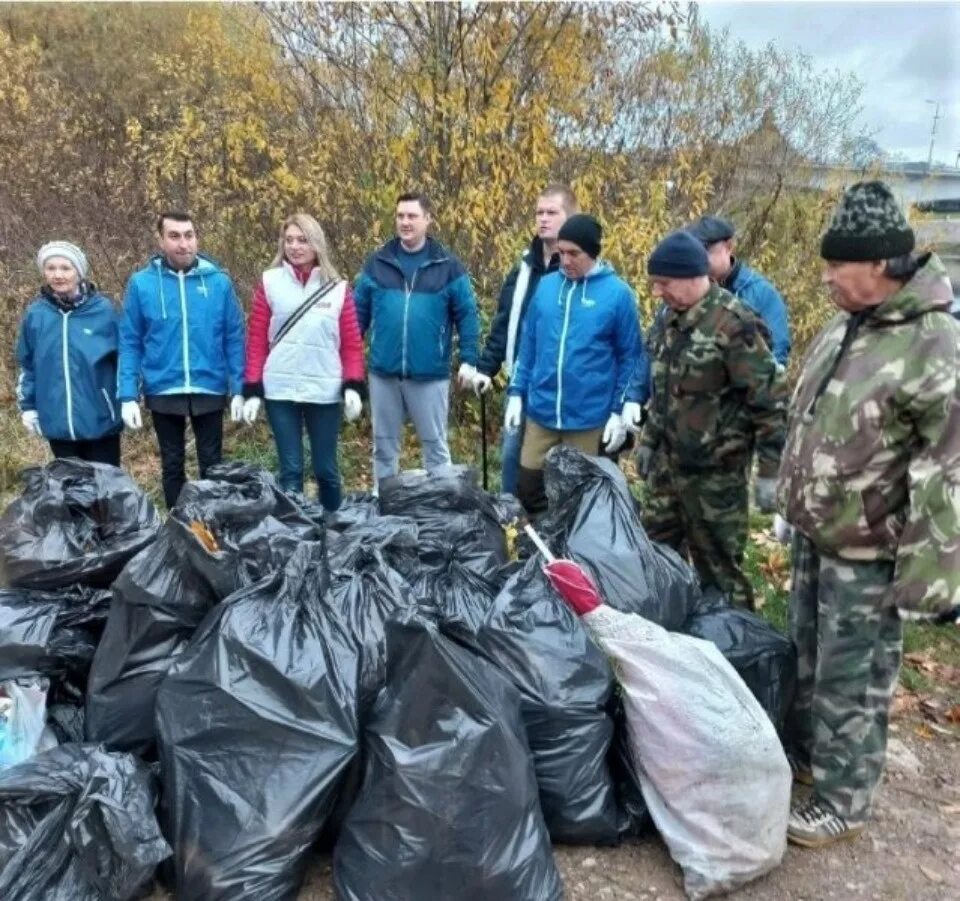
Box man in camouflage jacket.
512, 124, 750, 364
778, 180, 960, 848
638, 231, 787, 608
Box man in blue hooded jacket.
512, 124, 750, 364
687, 215, 791, 367
118, 211, 246, 508
354, 192, 480, 483
506, 214, 649, 514
470, 184, 577, 496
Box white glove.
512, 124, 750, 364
242, 397, 261, 425
602, 413, 627, 453
21, 410, 42, 437
504, 395, 523, 430
773, 514, 794, 545
622, 401, 644, 433
472, 371, 493, 397
343, 389, 362, 422
229, 395, 244, 422
457, 363, 478, 391
121, 401, 142, 430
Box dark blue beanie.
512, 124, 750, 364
647, 230, 710, 278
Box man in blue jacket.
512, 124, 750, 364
470, 184, 577, 496
687, 215, 791, 367
506, 214, 648, 514
354, 192, 480, 483
118, 211, 246, 508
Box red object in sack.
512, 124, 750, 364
543, 559, 603, 616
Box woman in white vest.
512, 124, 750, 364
241, 213, 365, 511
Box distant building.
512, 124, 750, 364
808, 160, 960, 208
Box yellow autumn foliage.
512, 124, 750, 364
0, 1, 865, 484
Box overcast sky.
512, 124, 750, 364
696, 0, 960, 165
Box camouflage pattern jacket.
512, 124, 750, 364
778, 254, 960, 616
640, 284, 787, 477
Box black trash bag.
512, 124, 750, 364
0, 586, 111, 705
490, 492, 525, 528
290, 491, 381, 534
0, 743, 171, 901
609, 693, 649, 836
473, 556, 623, 844
47, 703, 85, 744
333, 617, 563, 901
683, 591, 797, 732
168, 462, 320, 599
84, 530, 217, 757
87, 464, 321, 758
156, 540, 361, 901
326, 492, 380, 533
0, 459, 160, 590
421, 560, 500, 645
321, 523, 421, 849
541, 446, 701, 630
379, 466, 509, 579
328, 522, 419, 713
327, 516, 420, 583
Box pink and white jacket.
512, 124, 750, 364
243, 261, 365, 404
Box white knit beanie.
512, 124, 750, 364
36, 241, 89, 279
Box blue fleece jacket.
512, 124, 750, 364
354, 237, 480, 380
509, 262, 648, 431
725, 260, 791, 365
118, 254, 245, 401
16, 288, 122, 441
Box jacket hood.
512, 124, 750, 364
870, 253, 953, 324
149, 252, 224, 277
560, 260, 616, 285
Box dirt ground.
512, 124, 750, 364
148, 721, 959, 900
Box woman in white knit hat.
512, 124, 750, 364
15, 241, 123, 465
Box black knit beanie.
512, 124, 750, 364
558, 214, 602, 258
820, 181, 915, 261
647, 230, 709, 278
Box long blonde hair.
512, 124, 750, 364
272, 213, 340, 281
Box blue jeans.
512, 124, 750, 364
500, 414, 525, 496
265, 400, 342, 511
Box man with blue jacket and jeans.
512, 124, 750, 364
506, 214, 649, 514
687, 215, 791, 367
471, 184, 576, 495
118, 211, 246, 508
355, 192, 480, 483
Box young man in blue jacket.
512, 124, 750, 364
470, 184, 577, 496
354, 192, 480, 483
687, 215, 792, 367
118, 211, 246, 508
506, 214, 649, 514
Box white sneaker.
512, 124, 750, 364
787, 795, 864, 848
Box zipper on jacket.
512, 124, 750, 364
156, 261, 168, 319
61, 311, 76, 440
402, 269, 419, 379
555, 279, 576, 429
178, 270, 192, 391
101, 387, 116, 422
379, 247, 447, 378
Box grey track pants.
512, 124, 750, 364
369, 373, 451, 482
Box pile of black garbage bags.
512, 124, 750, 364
0, 448, 796, 900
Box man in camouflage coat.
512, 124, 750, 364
638, 231, 787, 608
778, 180, 960, 848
